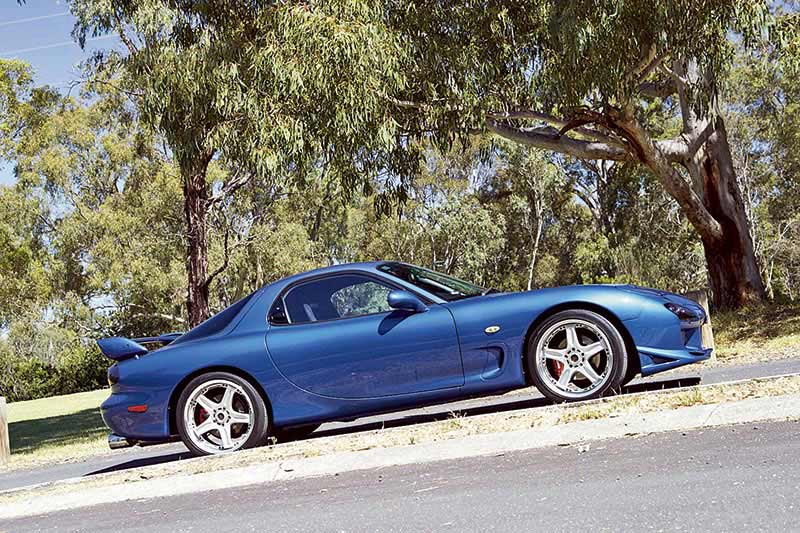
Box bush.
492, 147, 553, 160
0, 344, 110, 402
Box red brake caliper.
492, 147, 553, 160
550, 360, 564, 378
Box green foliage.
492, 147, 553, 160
380, 0, 771, 132
0, 340, 108, 403
0, 188, 49, 327
725, 13, 800, 301
69, 0, 413, 193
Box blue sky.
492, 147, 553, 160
0, 0, 122, 185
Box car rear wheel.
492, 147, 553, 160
177, 372, 269, 456
527, 310, 627, 403
620, 365, 639, 388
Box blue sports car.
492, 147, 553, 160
98, 261, 711, 456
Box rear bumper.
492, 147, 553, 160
101, 389, 172, 441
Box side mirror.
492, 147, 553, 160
387, 290, 428, 313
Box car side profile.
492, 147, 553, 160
98, 261, 712, 456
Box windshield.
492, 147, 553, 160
378, 262, 485, 302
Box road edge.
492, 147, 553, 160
1, 391, 799, 520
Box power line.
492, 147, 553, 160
0, 11, 70, 28
0, 34, 115, 56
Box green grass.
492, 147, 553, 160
5, 389, 110, 468
714, 302, 800, 364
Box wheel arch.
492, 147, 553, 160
521, 301, 640, 385
167, 365, 273, 436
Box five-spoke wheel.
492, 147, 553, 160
528, 309, 627, 402
176, 372, 268, 456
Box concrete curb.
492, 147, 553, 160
1, 392, 799, 520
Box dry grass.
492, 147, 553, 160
3, 373, 799, 504
713, 303, 800, 365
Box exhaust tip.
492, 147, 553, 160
108, 433, 137, 450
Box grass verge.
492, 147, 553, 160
3, 373, 799, 503
713, 302, 800, 365
3, 389, 109, 470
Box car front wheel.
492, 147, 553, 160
527, 309, 627, 403
177, 371, 269, 456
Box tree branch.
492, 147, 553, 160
612, 118, 723, 241
207, 169, 255, 209
659, 63, 690, 89
204, 225, 231, 290
486, 110, 627, 148
112, 11, 138, 56
487, 120, 689, 164
487, 121, 631, 161
638, 79, 677, 99
635, 50, 668, 83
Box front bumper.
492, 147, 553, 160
638, 346, 713, 376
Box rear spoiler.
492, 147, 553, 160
97, 332, 183, 362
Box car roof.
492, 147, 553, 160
261, 261, 389, 291
296, 261, 385, 276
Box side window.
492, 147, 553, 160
281, 275, 393, 324
331, 281, 392, 318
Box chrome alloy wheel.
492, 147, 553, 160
183, 379, 255, 454
534, 318, 613, 400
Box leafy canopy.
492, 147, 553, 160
70, 0, 413, 194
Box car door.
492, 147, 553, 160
265, 273, 464, 399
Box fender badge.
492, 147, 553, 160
484, 325, 501, 334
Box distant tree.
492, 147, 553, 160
726, 9, 800, 300
69, 1, 410, 325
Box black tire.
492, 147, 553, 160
620, 364, 639, 388
527, 309, 627, 403
273, 423, 321, 443
176, 371, 269, 456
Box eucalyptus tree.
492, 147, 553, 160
0, 60, 59, 328
385, 0, 778, 309
69, 1, 410, 325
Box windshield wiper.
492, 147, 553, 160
481, 287, 499, 296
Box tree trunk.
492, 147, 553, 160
182, 152, 213, 327
612, 106, 765, 310
526, 222, 541, 291
698, 118, 766, 309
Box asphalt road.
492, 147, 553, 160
5, 418, 800, 532
2, 357, 800, 494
